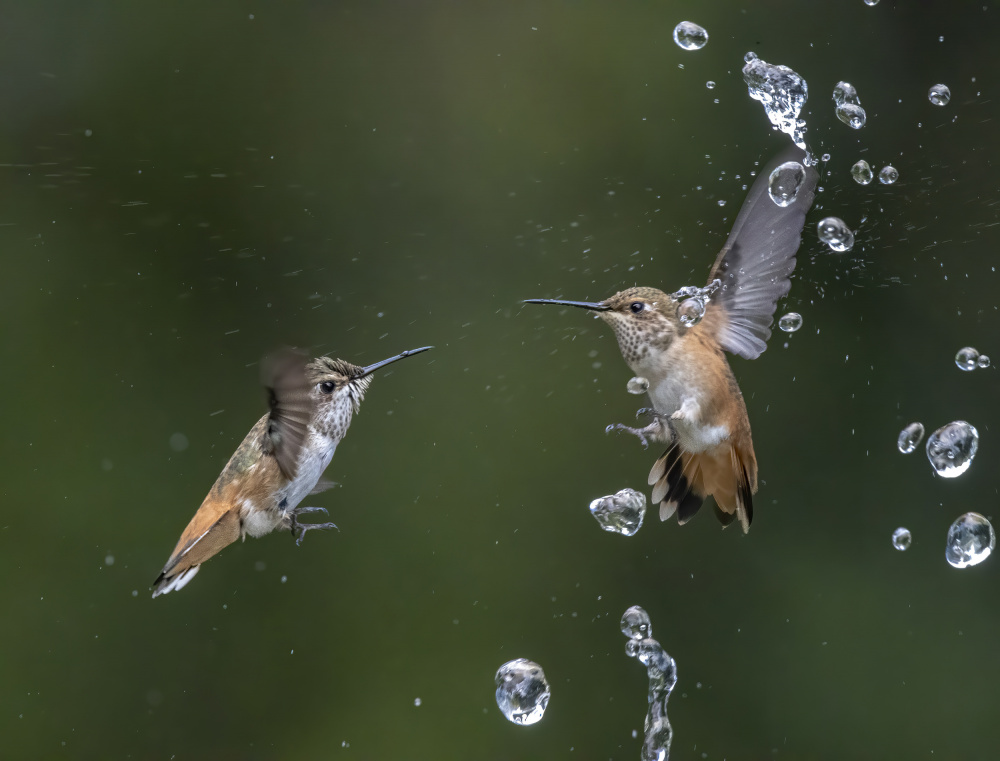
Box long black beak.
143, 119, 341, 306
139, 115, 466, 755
357, 346, 433, 378
523, 298, 610, 311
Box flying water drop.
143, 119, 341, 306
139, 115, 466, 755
851, 159, 874, 185
878, 165, 899, 185
672, 21, 708, 51
627, 376, 650, 395
925, 421, 978, 478
778, 312, 803, 333
955, 346, 980, 371
677, 297, 705, 327
768, 161, 807, 207
621, 606, 675, 761
897, 422, 925, 454
978, 354, 991, 369
817, 217, 854, 252
945, 513, 995, 569
892, 527, 912, 551
494, 659, 551, 726
590, 488, 647, 537
928, 84, 951, 106
833, 81, 867, 129
741, 52, 809, 148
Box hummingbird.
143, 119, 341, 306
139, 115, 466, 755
526, 146, 817, 533
152, 345, 432, 597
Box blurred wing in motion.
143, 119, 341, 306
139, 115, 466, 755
261, 349, 314, 480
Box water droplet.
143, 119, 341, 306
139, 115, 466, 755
892, 527, 912, 551
778, 312, 803, 332
945, 513, 995, 568
672, 21, 708, 51
742, 54, 809, 148
832, 81, 859, 104
978, 354, 990, 369
864, 0, 879, 6
821, 153, 831, 162
926, 421, 979, 478
590, 489, 647, 537
768, 161, 807, 207
621, 606, 676, 761
928, 84, 951, 106
878, 165, 899, 185
851, 159, 874, 185
104, 554, 115, 566
817, 217, 854, 252
494, 659, 550, 726
705, 80, 716, 89
955, 346, 980, 371
897, 422, 925, 454
169, 432, 190, 452
627, 377, 650, 395
677, 296, 706, 327
414, 697, 422, 707
836, 103, 867, 129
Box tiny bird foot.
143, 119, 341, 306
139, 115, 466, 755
289, 506, 339, 546
606, 422, 652, 449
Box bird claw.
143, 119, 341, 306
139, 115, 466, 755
606, 422, 651, 449
289, 506, 339, 546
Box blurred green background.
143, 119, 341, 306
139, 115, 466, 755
2, 1, 999, 758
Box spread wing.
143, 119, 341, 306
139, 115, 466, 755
261, 349, 314, 480
707, 146, 818, 359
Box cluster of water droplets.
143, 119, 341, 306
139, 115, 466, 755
621, 606, 676, 761
955, 346, 990, 371
925, 421, 979, 478
672, 21, 708, 51
494, 658, 551, 725
741, 52, 808, 148
945, 513, 995, 569
892, 527, 912, 551
897, 422, 925, 454
590, 488, 647, 537
817, 217, 854, 252
778, 312, 803, 333
767, 160, 808, 207
672, 278, 720, 328
832, 81, 867, 129
928, 84, 951, 106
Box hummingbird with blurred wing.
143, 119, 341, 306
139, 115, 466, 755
152, 345, 432, 597
526, 147, 817, 533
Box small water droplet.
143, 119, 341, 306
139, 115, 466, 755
897, 422, 925, 454
778, 312, 803, 332
495, 659, 551, 726
851, 159, 874, 185
892, 527, 912, 551
817, 217, 854, 252
104, 554, 115, 566
928, 84, 951, 106
878, 165, 899, 185
705, 80, 716, 89
955, 346, 980, 371
414, 697, 422, 707
626, 376, 650, 395
864, 0, 880, 6
672, 21, 709, 51
977, 354, 990, 369
169, 432, 189, 452
590, 489, 647, 537
768, 161, 807, 207
926, 421, 979, 478
677, 296, 706, 327
945, 513, 995, 568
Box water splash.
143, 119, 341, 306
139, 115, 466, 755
768, 160, 807, 207
494, 659, 551, 725
926, 421, 979, 478
741, 52, 808, 148
621, 606, 675, 761
817, 217, 854, 252
955, 346, 980, 371
832, 81, 867, 129
945, 513, 995, 569
672, 21, 708, 51
928, 84, 951, 106
590, 488, 647, 536
778, 312, 803, 333
851, 160, 874, 185
672, 278, 719, 328
892, 527, 912, 551
897, 422, 925, 454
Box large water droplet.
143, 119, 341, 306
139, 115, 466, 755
677, 296, 705, 327
945, 513, 995, 569
928, 84, 951, 106
591, 488, 647, 537
621, 606, 676, 761
672, 21, 708, 51
926, 421, 979, 478
742, 53, 809, 148
778, 312, 803, 332
836, 103, 867, 129
627, 376, 650, 395
851, 159, 874, 185
832, 81, 859, 105
878, 165, 899, 185
897, 422, 925, 454
494, 659, 551, 726
892, 527, 912, 551
955, 346, 979, 371
817, 217, 854, 252
768, 161, 807, 207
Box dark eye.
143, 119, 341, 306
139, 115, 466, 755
320, 381, 336, 394
630, 301, 645, 313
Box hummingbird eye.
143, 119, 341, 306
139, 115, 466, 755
320, 380, 336, 394
629, 301, 645, 314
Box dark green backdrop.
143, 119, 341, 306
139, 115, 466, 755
3, 1, 999, 758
